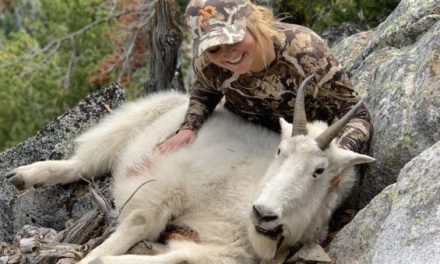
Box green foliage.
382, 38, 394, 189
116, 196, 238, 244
0, 0, 116, 151
1, 31, 61, 149
174, 0, 191, 26
357, 0, 401, 26
273, 0, 400, 32
1, 12, 19, 37
273, 0, 329, 27
174, 0, 400, 33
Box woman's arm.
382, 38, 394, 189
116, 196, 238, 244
288, 26, 373, 153
156, 129, 197, 154
157, 79, 223, 153
312, 56, 373, 153
179, 80, 224, 131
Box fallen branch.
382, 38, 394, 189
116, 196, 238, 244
20, 238, 85, 259
0, 241, 22, 264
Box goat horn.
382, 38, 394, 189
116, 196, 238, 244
315, 98, 366, 150
292, 75, 315, 136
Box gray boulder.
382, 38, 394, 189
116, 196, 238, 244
332, 0, 440, 206
328, 140, 440, 264
0, 83, 125, 243
327, 0, 440, 261
320, 22, 369, 48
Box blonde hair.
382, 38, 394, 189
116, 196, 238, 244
196, 1, 281, 85
246, 1, 281, 67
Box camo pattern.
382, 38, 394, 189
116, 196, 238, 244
185, 0, 252, 57
180, 23, 373, 153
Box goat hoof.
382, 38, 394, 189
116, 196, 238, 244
5, 171, 16, 179
8, 175, 26, 190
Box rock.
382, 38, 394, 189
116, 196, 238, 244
320, 22, 370, 48
347, 0, 440, 74
331, 30, 373, 72
0, 83, 125, 243
328, 140, 440, 264
332, 0, 440, 206
286, 242, 332, 263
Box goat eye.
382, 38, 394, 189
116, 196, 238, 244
313, 168, 325, 178
315, 168, 324, 174
277, 149, 280, 155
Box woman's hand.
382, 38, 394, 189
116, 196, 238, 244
156, 129, 197, 154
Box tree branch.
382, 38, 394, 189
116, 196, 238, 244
2, 3, 154, 76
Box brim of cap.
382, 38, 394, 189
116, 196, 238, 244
193, 22, 247, 58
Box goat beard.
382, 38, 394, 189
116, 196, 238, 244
248, 224, 285, 260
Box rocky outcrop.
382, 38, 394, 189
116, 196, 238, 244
327, 0, 440, 263
328, 140, 440, 263
332, 0, 440, 207
0, 84, 125, 243
320, 22, 369, 47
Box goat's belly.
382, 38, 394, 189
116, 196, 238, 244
181, 175, 264, 254
111, 104, 280, 232
167, 153, 269, 245
175, 218, 249, 246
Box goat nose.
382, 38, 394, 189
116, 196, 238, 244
252, 204, 278, 222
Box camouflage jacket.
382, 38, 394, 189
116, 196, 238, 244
180, 23, 373, 153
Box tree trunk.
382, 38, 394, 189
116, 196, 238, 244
144, 0, 184, 95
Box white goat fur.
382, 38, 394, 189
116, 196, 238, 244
10, 91, 374, 264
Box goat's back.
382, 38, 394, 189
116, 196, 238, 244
97, 92, 278, 213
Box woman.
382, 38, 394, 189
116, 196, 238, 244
158, 0, 372, 157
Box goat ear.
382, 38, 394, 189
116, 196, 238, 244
279, 118, 292, 140
333, 148, 375, 168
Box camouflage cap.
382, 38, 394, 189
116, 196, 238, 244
185, 0, 253, 57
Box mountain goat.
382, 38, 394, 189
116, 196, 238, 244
7, 76, 374, 264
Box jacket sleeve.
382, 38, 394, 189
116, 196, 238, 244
337, 103, 373, 153
179, 79, 224, 132
312, 52, 373, 153
332, 86, 373, 153
280, 25, 373, 152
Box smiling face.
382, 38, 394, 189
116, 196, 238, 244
204, 30, 274, 74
